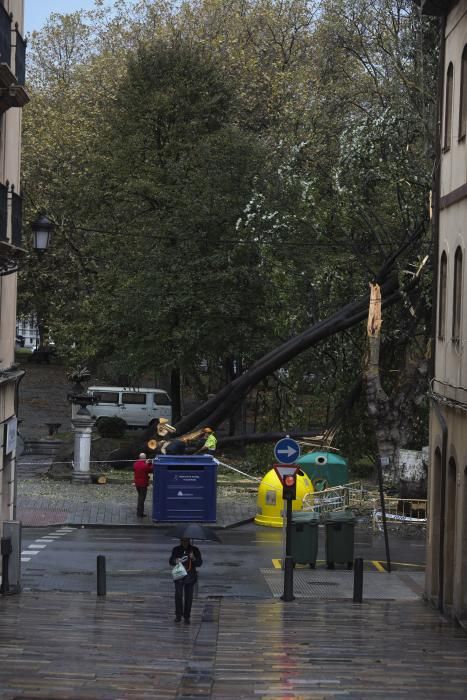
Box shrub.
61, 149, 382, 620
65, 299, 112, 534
96, 416, 127, 438
244, 443, 275, 476
350, 460, 375, 480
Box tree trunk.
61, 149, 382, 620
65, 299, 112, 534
364, 283, 401, 482
170, 367, 182, 423
175, 273, 405, 434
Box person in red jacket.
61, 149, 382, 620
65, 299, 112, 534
133, 452, 152, 517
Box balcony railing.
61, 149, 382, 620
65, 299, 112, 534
15, 28, 25, 86
0, 8, 29, 111
0, 4, 11, 67
11, 190, 22, 248
0, 182, 7, 241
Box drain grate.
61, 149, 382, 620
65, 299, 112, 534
261, 569, 349, 598
261, 568, 424, 600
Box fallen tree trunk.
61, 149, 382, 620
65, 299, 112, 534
107, 225, 426, 465
175, 218, 426, 434
175, 274, 405, 434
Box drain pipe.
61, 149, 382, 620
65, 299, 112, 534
431, 399, 447, 613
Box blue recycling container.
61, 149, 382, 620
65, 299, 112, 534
152, 455, 217, 522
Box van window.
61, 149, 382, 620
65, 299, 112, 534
122, 392, 146, 405
153, 393, 171, 406
96, 391, 119, 404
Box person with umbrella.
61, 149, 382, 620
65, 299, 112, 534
169, 536, 202, 624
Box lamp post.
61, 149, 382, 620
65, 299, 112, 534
31, 214, 54, 253
28, 214, 55, 353
1, 214, 55, 596
0, 213, 55, 276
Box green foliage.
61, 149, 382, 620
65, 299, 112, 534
96, 416, 127, 439
244, 443, 275, 476
20, 0, 438, 461
349, 458, 375, 480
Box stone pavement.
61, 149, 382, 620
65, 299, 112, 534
16, 492, 256, 529
0, 591, 466, 699
16, 454, 257, 529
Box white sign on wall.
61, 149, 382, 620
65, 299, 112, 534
5, 417, 17, 454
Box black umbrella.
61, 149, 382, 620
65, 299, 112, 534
170, 522, 221, 542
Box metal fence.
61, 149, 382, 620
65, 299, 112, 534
302, 482, 365, 514
371, 497, 427, 532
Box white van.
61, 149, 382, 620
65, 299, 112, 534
86, 386, 172, 428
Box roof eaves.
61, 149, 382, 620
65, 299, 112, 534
412, 0, 458, 16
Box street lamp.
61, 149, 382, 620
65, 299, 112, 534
0, 213, 55, 276
31, 213, 54, 252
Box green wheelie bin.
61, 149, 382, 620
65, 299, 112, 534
291, 511, 320, 568
324, 510, 356, 569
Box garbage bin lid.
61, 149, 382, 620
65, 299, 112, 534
323, 509, 355, 523
292, 511, 320, 523
153, 455, 217, 467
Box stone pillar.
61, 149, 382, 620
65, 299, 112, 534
71, 410, 94, 483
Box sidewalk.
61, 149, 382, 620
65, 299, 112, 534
0, 591, 465, 699
16, 492, 256, 528
16, 454, 257, 529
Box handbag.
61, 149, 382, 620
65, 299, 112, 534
171, 561, 187, 580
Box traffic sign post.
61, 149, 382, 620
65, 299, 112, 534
273, 463, 299, 602
274, 437, 301, 464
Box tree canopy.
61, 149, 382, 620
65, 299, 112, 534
19, 0, 439, 461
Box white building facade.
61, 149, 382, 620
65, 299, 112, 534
16, 315, 39, 348
421, 0, 467, 624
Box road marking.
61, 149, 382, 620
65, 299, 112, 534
372, 560, 386, 572
93, 537, 135, 541
273, 558, 329, 569
372, 560, 425, 571
114, 569, 145, 573
21, 529, 76, 568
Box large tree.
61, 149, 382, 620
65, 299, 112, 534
20, 0, 438, 464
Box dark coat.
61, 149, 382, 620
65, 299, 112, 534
169, 544, 202, 581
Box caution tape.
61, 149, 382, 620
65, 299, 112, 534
215, 459, 261, 483
18, 458, 138, 467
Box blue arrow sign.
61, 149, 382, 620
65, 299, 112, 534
274, 437, 301, 464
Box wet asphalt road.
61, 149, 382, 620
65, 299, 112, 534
20, 522, 425, 596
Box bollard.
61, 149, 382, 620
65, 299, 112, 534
281, 555, 295, 602
0, 537, 12, 595
353, 557, 364, 603
97, 555, 106, 596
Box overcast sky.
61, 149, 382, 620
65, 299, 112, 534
24, 0, 113, 33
